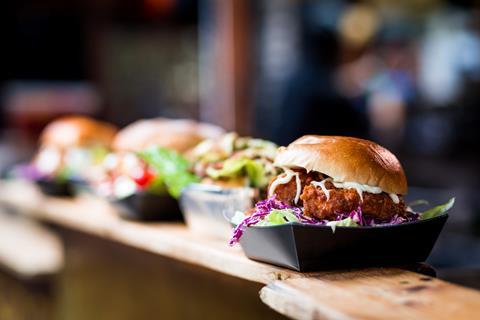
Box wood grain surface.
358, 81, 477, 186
2, 180, 480, 320
0, 180, 312, 284
0, 207, 63, 278
260, 268, 480, 320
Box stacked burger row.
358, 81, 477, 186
14, 115, 280, 222
11, 115, 454, 270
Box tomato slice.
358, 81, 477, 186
130, 166, 154, 188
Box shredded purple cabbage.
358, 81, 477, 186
332, 207, 419, 226
229, 195, 319, 245
11, 164, 46, 180
229, 195, 420, 245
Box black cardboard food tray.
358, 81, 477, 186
35, 179, 74, 197
114, 192, 183, 222
69, 179, 91, 195
239, 214, 448, 272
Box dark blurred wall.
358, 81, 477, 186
253, 1, 480, 167
253, 0, 369, 146
7, 3, 86, 80
1, 0, 199, 130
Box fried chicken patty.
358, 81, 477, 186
269, 170, 324, 205
270, 170, 406, 221
301, 184, 405, 220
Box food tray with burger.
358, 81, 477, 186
180, 133, 279, 238
93, 118, 225, 221
229, 136, 454, 271
12, 116, 118, 197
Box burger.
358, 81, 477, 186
18, 116, 117, 185
271, 135, 407, 221
230, 135, 454, 244
112, 118, 224, 154
188, 132, 279, 191
180, 132, 279, 237
95, 118, 225, 199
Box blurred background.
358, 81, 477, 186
1, 0, 480, 319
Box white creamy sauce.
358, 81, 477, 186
114, 176, 137, 199
268, 171, 294, 198
123, 153, 141, 170
311, 179, 331, 200
35, 147, 61, 174
293, 172, 301, 204
311, 179, 400, 204
65, 148, 89, 171
268, 167, 302, 204
332, 181, 382, 202
103, 153, 119, 171
389, 193, 400, 204
269, 168, 401, 206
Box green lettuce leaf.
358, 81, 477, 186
235, 137, 278, 159
90, 145, 110, 164
231, 208, 299, 227
261, 209, 299, 226
206, 158, 265, 188
146, 175, 167, 195
54, 167, 74, 182
326, 217, 359, 233
138, 146, 199, 198
420, 198, 455, 220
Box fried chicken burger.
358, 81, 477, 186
96, 118, 225, 199
229, 135, 456, 246
32, 116, 117, 182
229, 135, 433, 245
270, 135, 407, 222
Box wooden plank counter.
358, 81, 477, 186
0, 208, 63, 279
0, 180, 307, 284
260, 270, 480, 320
1, 180, 480, 320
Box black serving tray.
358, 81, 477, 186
239, 214, 448, 272
35, 178, 74, 197
69, 179, 92, 195
114, 192, 183, 222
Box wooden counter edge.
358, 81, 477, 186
259, 268, 480, 320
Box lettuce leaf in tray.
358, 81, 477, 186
206, 158, 265, 188
229, 196, 455, 244
420, 198, 455, 220
139, 146, 199, 199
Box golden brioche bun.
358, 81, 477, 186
40, 116, 117, 148
274, 135, 407, 195
112, 118, 225, 153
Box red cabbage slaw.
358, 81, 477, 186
12, 164, 48, 180
229, 195, 420, 245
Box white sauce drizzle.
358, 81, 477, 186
269, 170, 401, 206
311, 179, 331, 200
35, 147, 62, 174
332, 181, 382, 202
389, 193, 400, 204
268, 171, 293, 198
311, 179, 400, 204
268, 167, 302, 204
293, 172, 301, 204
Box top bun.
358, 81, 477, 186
40, 116, 117, 148
274, 135, 407, 195
112, 118, 225, 153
